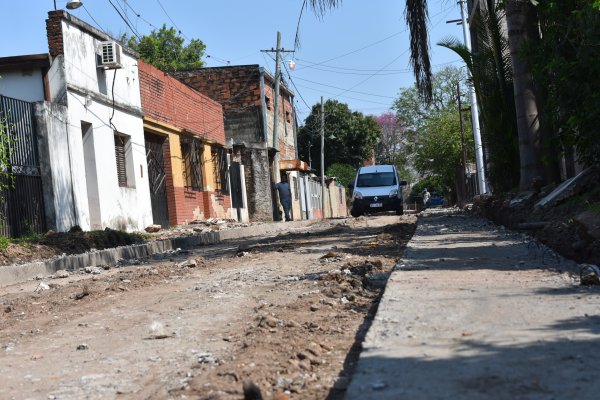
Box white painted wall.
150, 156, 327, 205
47, 17, 152, 232
0, 69, 45, 102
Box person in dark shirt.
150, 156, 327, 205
275, 175, 292, 221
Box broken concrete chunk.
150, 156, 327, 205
145, 224, 162, 233
34, 282, 50, 292
54, 270, 70, 279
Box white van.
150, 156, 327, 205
349, 165, 407, 217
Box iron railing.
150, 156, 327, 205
0, 95, 46, 237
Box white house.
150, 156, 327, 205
43, 10, 152, 231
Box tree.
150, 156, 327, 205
525, 0, 600, 169
309, 0, 558, 193
297, 100, 380, 173
439, 1, 520, 193
325, 163, 356, 188
125, 25, 206, 71
504, 0, 547, 191
393, 66, 474, 201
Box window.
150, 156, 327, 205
356, 172, 397, 187
285, 110, 292, 123
181, 136, 203, 191
265, 95, 272, 110
114, 133, 129, 187
211, 145, 229, 195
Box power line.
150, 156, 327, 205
292, 77, 396, 99
155, 0, 186, 39
82, 4, 106, 32
107, 0, 141, 40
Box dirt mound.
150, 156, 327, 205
474, 169, 600, 264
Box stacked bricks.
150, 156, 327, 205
46, 11, 65, 57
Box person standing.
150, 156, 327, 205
275, 175, 293, 222
422, 188, 431, 209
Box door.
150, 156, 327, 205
144, 133, 169, 228
229, 161, 244, 221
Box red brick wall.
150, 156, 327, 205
139, 61, 226, 145
155, 92, 231, 225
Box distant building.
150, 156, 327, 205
172, 65, 304, 221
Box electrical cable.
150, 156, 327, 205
107, 0, 141, 40
82, 4, 106, 32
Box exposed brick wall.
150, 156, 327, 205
46, 11, 65, 57
139, 61, 226, 145
171, 65, 262, 111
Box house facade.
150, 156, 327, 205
138, 61, 239, 225
172, 65, 301, 221
41, 10, 153, 231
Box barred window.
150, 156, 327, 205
114, 134, 128, 187
181, 136, 203, 191
211, 145, 229, 195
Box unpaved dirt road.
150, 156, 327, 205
1, 215, 415, 400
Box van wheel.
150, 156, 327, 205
351, 208, 362, 218
395, 206, 404, 216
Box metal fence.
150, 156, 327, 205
0, 95, 46, 237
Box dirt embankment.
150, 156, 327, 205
475, 169, 600, 265
0, 216, 416, 400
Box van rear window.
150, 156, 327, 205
356, 172, 396, 187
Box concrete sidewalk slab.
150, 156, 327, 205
0, 219, 345, 287
344, 212, 600, 400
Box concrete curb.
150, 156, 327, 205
0, 219, 340, 287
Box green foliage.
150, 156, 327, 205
0, 235, 9, 251
393, 66, 473, 197
410, 176, 446, 197
298, 100, 380, 172
439, 2, 520, 192
325, 163, 356, 188
525, 1, 600, 167
125, 25, 206, 71
0, 113, 15, 193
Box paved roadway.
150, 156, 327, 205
345, 209, 600, 400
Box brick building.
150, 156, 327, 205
138, 61, 234, 226
172, 65, 299, 221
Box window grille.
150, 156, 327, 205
114, 134, 128, 187
211, 145, 229, 195
181, 136, 203, 191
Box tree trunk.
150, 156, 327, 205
505, 0, 545, 191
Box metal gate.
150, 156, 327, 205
0, 95, 46, 237
144, 133, 169, 228
229, 161, 244, 221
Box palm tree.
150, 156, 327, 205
439, 1, 519, 192
309, 0, 548, 191
504, 0, 546, 191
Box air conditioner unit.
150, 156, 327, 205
98, 41, 122, 69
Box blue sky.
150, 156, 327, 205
0, 0, 464, 121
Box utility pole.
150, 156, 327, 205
457, 82, 468, 205
457, 83, 468, 177
458, 0, 487, 194
320, 96, 326, 219
260, 33, 294, 185
272, 32, 282, 150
